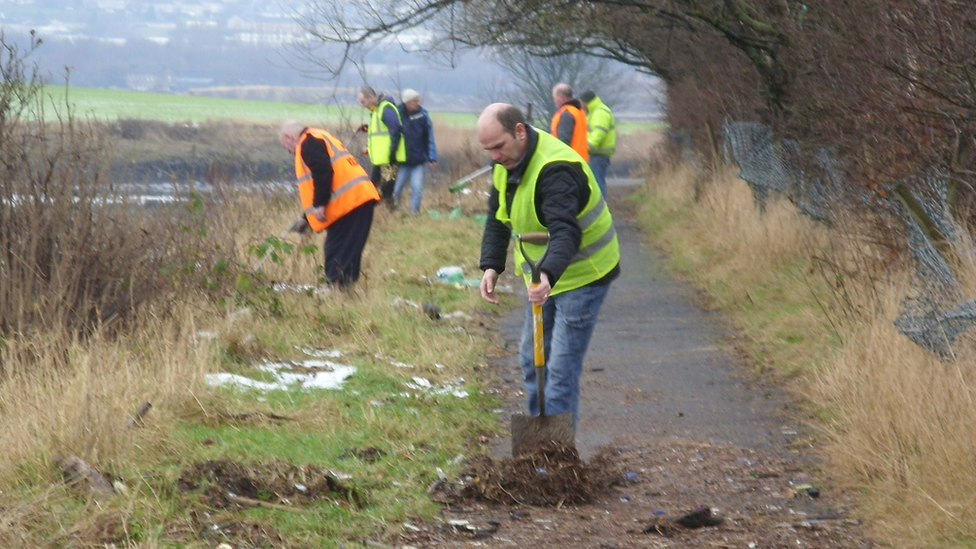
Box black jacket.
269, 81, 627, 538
300, 131, 334, 208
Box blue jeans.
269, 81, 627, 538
518, 282, 611, 428
393, 163, 426, 214
589, 154, 611, 198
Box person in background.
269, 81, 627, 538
357, 86, 405, 208
579, 90, 617, 197
279, 121, 379, 289
477, 103, 620, 429
550, 82, 589, 162
393, 88, 438, 214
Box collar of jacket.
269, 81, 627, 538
564, 98, 584, 111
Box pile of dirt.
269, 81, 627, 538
177, 458, 365, 509
430, 442, 618, 506
393, 439, 874, 549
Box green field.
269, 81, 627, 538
43, 86, 659, 131
45, 86, 358, 124
43, 86, 481, 127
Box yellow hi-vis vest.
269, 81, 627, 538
295, 128, 379, 233
585, 95, 617, 156
493, 131, 618, 295
367, 98, 407, 166
550, 104, 589, 162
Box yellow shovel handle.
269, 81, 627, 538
531, 283, 546, 415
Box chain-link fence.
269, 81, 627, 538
722, 121, 976, 357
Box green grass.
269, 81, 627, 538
43, 86, 663, 132
46, 86, 359, 124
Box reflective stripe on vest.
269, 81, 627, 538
586, 97, 616, 156
295, 128, 379, 232
550, 104, 589, 162
493, 131, 619, 295
367, 99, 406, 165
517, 197, 617, 273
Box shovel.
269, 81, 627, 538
448, 164, 492, 193
510, 231, 575, 458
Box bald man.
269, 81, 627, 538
550, 83, 589, 161
477, 103, 620, 430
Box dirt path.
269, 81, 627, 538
398, 182, 876, 548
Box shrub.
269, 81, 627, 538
0, 34, 240, 342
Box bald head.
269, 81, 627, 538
279, 121, 305, 153
477, 103, 528, 170
477, 103, 525, 136
358, 86, 379, 109
552, 83, 573, 107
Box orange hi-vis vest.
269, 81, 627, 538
295, 128, 379, 233
550, 104, 589, 161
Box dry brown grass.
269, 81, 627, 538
639, 162, 835, 373
0, 306, 213, 477
640, 159, 976, 548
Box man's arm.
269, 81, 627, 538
555, 111, 576, 146
301, 136, 334, 207
425, 111, 438, 163
382, 104, 402, 161
535, 163, 588, 284
587, 108, 609, 151
480, 186, 511, 273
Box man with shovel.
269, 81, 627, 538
279, 121, 379, 289
476, 103, 620, 451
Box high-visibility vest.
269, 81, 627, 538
585, 96, 616, 156
295, 128, 379, 232
493, 131, 618, 295
367, 98, 406, 165
550, 104, 589, 161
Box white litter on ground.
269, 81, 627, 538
271, 282, 331, 295
205, 348, 355, 392
298, 347, 342, 359
403, 376, 468, 398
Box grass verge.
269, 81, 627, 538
0, 183, 519, 548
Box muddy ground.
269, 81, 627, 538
381, 183, 877, 549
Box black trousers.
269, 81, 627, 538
324, 200, 376, 288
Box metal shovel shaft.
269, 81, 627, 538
251, 217, 304, 274
448, 165, 492, 193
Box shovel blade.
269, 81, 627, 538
510, 412, 575, 458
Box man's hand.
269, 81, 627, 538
290, 217, 310, 234
312, 206, 327, 223
356, 124, 368, 133
480, 269, 501, 305
527, 272, 552, 306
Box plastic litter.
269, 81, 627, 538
436, 266, 464, 283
